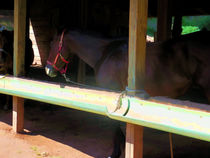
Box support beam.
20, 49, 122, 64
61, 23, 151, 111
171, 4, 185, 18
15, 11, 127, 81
157, 0, 172, 41
172, 15, 182, 38
128, 0, 148, 91
126, 0, 148, 157
77, 0, 88, 83
126, 124, 144, 158
13, 0, 27, 133
12, 97, 24, 132
1, 76, 210, 141
157, 1, 174, 156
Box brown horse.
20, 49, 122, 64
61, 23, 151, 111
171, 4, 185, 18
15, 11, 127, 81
0, 30, 13, 74
45, 30, 210, 158
0, 30, 34, 74
0, 30, 34, 109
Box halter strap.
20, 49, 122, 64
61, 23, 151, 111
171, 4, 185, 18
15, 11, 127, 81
47, 29, 70, 74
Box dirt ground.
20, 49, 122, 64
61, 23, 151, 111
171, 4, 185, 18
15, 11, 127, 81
0, 101, 120, 158
0, 66, 210, 158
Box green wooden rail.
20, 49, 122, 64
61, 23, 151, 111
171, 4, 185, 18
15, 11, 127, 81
0, 75, 210, 142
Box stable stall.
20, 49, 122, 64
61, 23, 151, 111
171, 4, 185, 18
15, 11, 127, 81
0, 0, 210, 157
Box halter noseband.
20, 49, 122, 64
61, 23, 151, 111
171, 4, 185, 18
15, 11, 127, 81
47, 30, 70, 74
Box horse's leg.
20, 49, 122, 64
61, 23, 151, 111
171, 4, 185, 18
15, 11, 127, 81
109, 123, 125, 158
3, 95, 11, 110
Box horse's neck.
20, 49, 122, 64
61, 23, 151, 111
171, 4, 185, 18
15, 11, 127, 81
66, 32, 109, 69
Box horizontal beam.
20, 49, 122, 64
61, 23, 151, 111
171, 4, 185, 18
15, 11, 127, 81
110, 96, 210, 142
0, 75, 120, 115
0, 75, 210, 142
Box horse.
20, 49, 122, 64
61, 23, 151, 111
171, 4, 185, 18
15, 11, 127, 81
0, 30, 34, 109
45, 29, 210, 158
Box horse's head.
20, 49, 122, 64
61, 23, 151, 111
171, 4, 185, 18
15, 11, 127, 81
0, 30, 13, 74
45, 30, 73, 77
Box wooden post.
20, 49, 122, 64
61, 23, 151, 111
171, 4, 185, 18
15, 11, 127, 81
172, 14, 182, 38
12, 97, 24, 132
157, 0, 172, 41
126, 124, 144, 158
13, 0, 27, 132
126, 0, 148, 157
157, 1, 174, 157
77, 0, 88, 83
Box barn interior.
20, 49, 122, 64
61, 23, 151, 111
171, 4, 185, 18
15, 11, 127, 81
0, 0, 210, 158
1, 0, 209, 102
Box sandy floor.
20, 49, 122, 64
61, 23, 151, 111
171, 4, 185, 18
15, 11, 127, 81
1, 100, 210, 158
0, 101, 119, 158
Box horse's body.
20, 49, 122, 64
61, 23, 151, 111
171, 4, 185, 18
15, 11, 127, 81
46, 30, 210, 158
0, 30, 34, 109
46, 30, 210, 101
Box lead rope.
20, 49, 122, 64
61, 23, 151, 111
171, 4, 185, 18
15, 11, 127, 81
62, 73, 120, 91
62, 73, 126, 113
169, 133, 174, 158
62, 73, 97, 89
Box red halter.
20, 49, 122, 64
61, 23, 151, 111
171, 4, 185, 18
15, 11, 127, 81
47, 30, 70, 74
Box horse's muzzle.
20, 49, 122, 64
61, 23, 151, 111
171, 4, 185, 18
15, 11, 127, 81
45, 64, 58, 77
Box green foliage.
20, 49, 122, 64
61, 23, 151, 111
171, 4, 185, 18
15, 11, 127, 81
147, 18, 157, 36
146, 15, 210, 36
0, 19, 13, 31
181, 26, 200, 35
182, 16, 210, 30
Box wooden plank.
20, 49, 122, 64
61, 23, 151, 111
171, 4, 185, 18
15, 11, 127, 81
157, 1, 174, 157
128, 0, 148, 91
172, 15, 182, 38
157, 0, 172, 41
13, 0, 27, 133
12, 97, 24, 132
77, 0, 88, 83
126, 124, 144, 158
14, 0, 26, 76
126, 0, 148, 157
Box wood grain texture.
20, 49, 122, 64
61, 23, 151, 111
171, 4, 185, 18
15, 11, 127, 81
128, 0, 148, 91
12, 96, 24, 133
126, 0, 148, 157
125, 123, 144, 158
157, 0, 172, 41
13, 0, 26, 133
